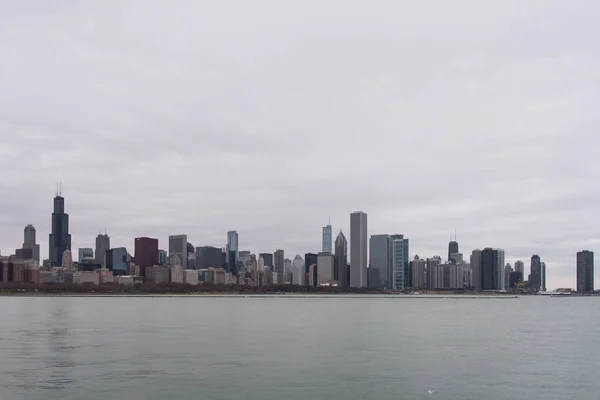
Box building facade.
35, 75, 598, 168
274, 249, 284, 284
529, 255, 542, 292
577, 251, 594, 293
317, 252, 334, 284
480, 248, 505, 291
78, 248, 94, 262
369, 234, 394, 289
322, 224, 332, 254
350, 211, 368, 288
226, 231, 239, 275
304, 253, 318, 286
23, 224, 40, 263
135, 237, 159, 276
410, 256, 427, 289
106, 247, 128, 275
49, 195, 71, 266
95, 234, 110, 267
334, 231, 348, 287
196, 246, 222, 269
169, 235, 188, 269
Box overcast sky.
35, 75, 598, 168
1, 1, 599, 289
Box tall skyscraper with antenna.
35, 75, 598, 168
49, 185, 71, 266
448, 230, 459, 263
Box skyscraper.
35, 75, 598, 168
334, 231, 348, 287
448, 239, 459, 264
158, 250, 168, 266
95, 233, 110, 267
529, 255, 542, 292
480, 248, 505, 290
259, 253, 273, 269
49, 193, 71, 266
541, 262, 546, 292
350, 211, 368, 288
226, 231, 239, 275
322, 224, 332, 254
504, 263, 513, 291
369, 234, 394, 289
577, 251, 594, 293
317, 252, 334, 284
274, 249, 284, 284
135, 237, 159, 276
169, 235, 188, 269
62, 249, 73, 270
196, 246, 223, 269
292, 255, 305, 285
410, 255, 427, 289
304, 253, 318, 286
78, 248, 94, 262
23, 224, 40, 263
391, 234, 406, 290
514, 260, 525, 275
470, 249, 482, 290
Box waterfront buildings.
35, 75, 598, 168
292, 255, 305, 285
135, 237, 159, 276
23, 224, 40, 263
529, 255, 542, 292
259, 253, 273, 269
95, 233, 110, 267
470, 250, 482, 290
196, 246, 223, 269
410, 256, 427, 289
322, 223, 332, 254
169, 235, 188, 269
479, 248, 505, 290
78, 248, 94, 262
106, 247, 128, 275
350, 211, 368, 288
274, 249, 284, 284
334, 231, 348, 287
504, 264, 513, 291
145, 266, 169, 284
317, 252, 334, 284
226, 231, 239, 275
514, 260, 525, 275
391, 234, 408, 290
369, 234, 394, 289
448, 239, 459, 263
577, 251, 594, 293
49, 194, 71, 266
158, 249, 168, 266
183, 269, 198, 285
305, 253, 318, 286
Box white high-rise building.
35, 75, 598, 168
350, 211, 368, 288
292, 255, 305, 285
169, 235, 188, 269
62, 249, 73, 271
317, 252, 334, 284
410, 256, 427, 289
322, 224, 332, 254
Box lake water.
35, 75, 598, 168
0, 296, 599, 400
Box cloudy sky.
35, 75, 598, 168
1, 1, 599, 289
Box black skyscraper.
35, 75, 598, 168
49, 194, 71, 266
448, 241, 459, 263
259, 253, 274, 269
529, 255, 542, 292
577, 251, 594, 293
481, 248, 501, 290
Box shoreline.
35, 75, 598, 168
0, 293, 519, 299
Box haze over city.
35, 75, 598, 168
2, 1, 600, 290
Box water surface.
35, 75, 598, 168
1, 296, 599, 400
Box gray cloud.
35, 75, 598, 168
1, 0, 599, 289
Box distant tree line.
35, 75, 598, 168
0, 282, 388, 295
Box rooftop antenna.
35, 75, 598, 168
55, 181, 59, 196
59, 182, 62, 196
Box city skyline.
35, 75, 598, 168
0, 189, 598, 290
2, 2, 600, 290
